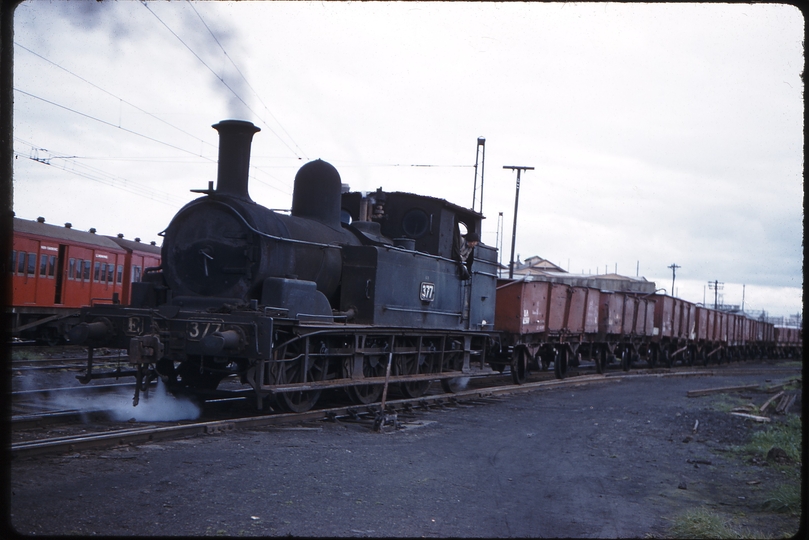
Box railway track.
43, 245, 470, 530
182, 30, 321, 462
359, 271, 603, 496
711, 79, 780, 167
11, 361, 800, 459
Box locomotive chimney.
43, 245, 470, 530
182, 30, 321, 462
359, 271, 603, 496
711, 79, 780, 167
212, 119, 261, 201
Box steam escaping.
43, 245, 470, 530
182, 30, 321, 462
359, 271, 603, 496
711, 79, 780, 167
47, 380, 201, 423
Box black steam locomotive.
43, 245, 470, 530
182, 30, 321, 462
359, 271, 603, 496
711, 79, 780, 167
69, 120, 500, 411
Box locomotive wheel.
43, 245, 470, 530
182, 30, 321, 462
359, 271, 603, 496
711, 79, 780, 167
441, 377, 470, 393
440, 350, 467, 393
274, 357, 327, 413
553, 349, 568, 380
174, 357, 228, 391
511, 347, 528, 384
343, 356, 384, 405
397, 353, 432, 399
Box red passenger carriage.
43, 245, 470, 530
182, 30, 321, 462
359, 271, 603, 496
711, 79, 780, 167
10, 217, 161, 342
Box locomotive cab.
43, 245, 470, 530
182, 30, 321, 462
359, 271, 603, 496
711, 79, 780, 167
340, 189, 497, 330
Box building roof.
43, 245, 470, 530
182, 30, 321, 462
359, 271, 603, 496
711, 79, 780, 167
508, 255, 657, 293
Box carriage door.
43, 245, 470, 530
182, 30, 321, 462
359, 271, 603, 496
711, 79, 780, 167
54, 244, 67, 305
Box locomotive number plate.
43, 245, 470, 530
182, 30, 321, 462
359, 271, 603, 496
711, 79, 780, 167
419, 282, 435, 302
187, 321, 222, 341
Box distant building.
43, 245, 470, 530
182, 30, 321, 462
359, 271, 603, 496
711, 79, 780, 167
507, 255, 656, 294
511, 255, 566, 275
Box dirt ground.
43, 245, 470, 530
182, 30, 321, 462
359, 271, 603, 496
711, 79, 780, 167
7, 365, 803, 538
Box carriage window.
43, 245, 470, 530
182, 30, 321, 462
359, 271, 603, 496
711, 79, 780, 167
27, 253, 36, 276
17, 251, 25, 274
49, 256, 56, 278
133, 265, 142, 283
117, 265, 123, 283
94, 261, 101, 282
99, 263, 107, 283
83, 260, 91, 281
107, 264, 115, 283
68, 258, 76, 279
40, 254, 48, 276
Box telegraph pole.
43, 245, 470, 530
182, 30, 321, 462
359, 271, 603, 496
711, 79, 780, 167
504, 165, 534, 279
708, 280, 724, 309
472, 137, 486, 214
668, 263, 680, 296
495, 212, 504, 277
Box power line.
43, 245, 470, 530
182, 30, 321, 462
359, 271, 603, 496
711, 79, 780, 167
14, 41, 217, 154
186, 1, 308, 161
14, 138, 189, 207
14, 87, 216, 160
140, 1, 305, 161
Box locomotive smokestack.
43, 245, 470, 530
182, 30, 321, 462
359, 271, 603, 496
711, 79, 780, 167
212, 120, 261, 201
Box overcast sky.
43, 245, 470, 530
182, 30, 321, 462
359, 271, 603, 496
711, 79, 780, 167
12, 1, 804, 318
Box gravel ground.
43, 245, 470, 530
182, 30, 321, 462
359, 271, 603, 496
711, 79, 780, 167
8, 367, 803, 538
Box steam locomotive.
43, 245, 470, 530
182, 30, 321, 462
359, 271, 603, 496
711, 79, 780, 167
67, 119, 801, 412
68, 120, 501, 411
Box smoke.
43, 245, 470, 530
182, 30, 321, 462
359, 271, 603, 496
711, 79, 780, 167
33, 1, 253, 121
47, 379, 201, 423
178, 3, 254, 121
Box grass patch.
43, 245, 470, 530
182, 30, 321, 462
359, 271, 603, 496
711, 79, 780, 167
739, 415, 801, 463
762, 483, 801, 516
710, 394, 751, 413
668, 508, 769, 539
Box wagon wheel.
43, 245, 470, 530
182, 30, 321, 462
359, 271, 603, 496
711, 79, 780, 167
273, 343, 327, 413
511, 347, 528, 384
595, 348, 607, 374
396, 352, 434, 399
621, 349, 631, 371
647, 347, 658, 369
343, 356, 385, 405
554, 348, 569, 380
441, 350, 467, 393
663, 349, 673, 368
538, 350, 551, 371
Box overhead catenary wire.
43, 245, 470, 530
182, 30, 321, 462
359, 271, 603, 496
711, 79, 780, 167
15, 40, 294, 196
14, 137, 189, 207
140, 1, 306, 161
14, 41, 217, 155
186, 1, 309, 161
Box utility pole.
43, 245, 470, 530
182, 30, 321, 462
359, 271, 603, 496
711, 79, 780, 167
504, 165, 534, 279
495, 211, 504, 277
708, 280, 724, 309
472, 137, 486, 214
668, 263, 680, 296
741, 284, 745, 313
